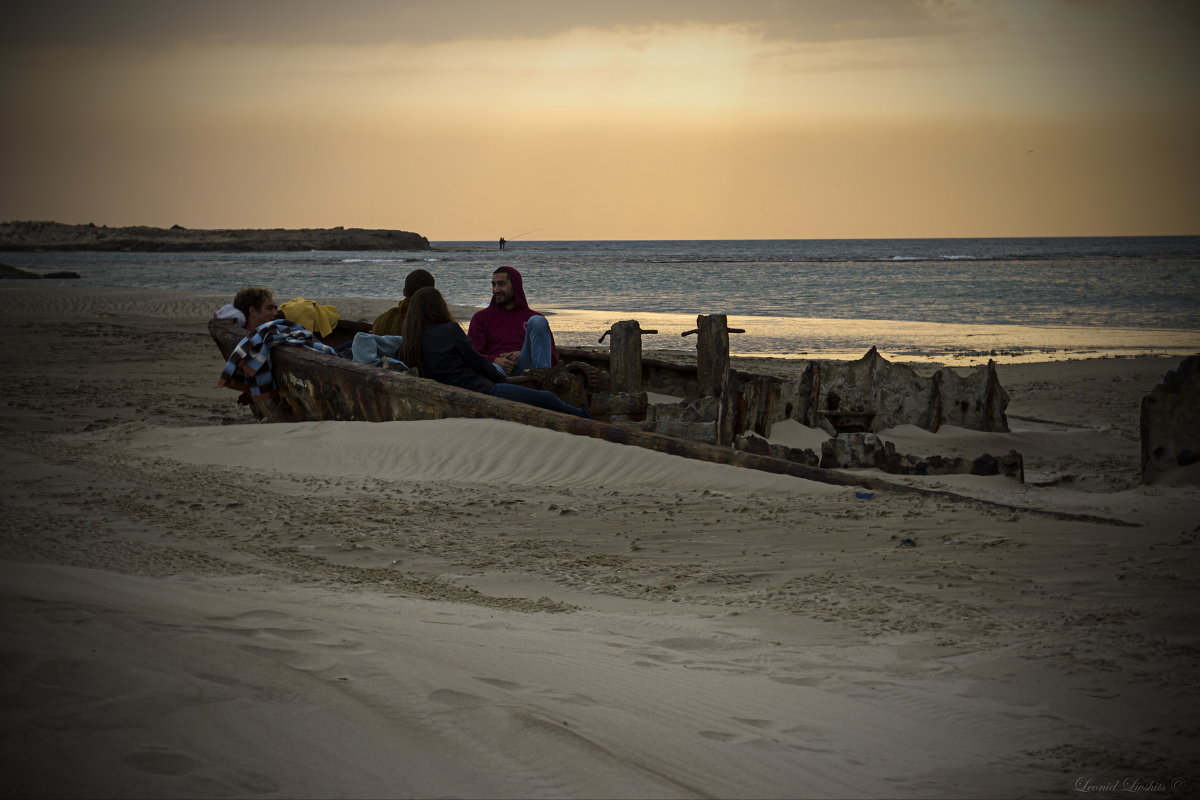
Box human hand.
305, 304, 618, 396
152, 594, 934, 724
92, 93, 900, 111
496, 351, 519, 372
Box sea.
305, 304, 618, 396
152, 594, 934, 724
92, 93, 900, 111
8, 236, 1200, 365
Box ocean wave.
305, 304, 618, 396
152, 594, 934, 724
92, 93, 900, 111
9, 237, 1198, 337
640, 254, 1105, 265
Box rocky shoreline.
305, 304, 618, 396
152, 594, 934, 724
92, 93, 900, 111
0, 220, 430, 252
0, 262, 80, 279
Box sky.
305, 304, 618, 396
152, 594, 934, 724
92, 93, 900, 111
2, 0, 1198, 241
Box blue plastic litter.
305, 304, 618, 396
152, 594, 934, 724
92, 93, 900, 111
854, 491, 875, 500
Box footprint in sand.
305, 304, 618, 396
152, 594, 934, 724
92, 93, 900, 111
731, 717, 775, 729
238, 644, 340, 673
429, 688, 487, 707
123, 747, 279, 793
123, 747, 203, 776
474, 676, 599, 707
474, 676, 525, 691
767, 674, 825, 687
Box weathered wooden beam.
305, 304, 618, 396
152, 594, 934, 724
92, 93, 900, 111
209, 319, 1135, 526
599, 320, 657, 394
209, 318, 860, 484
1140, 353, 1200, 483
682, 314, 743, 398
559, 347, 698, 398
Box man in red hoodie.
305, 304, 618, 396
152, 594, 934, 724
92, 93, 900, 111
467, 266, 557, 376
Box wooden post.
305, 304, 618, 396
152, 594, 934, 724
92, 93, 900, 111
686, 314, 744, 398
607, 320, 646, 394
681, 314, 749, 444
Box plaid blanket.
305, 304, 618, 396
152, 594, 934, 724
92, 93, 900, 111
218, 319, 339, 400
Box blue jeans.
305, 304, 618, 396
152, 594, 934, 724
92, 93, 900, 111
490, 315, 555, 378
491, 382, 589, 418
514, 315, 553, 376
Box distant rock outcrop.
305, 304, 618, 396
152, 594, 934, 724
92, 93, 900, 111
0, 262, 81, 279
0, 220, 430, 252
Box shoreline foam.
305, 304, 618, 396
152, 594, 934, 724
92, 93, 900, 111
2, 285, 1196, 366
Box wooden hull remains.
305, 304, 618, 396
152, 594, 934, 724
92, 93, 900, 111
210, 314, 1017, 489
210, 317, 1166, 526
1140, 353, 1200, 484
210, 318, 870, 489
558, 344, 1010, 440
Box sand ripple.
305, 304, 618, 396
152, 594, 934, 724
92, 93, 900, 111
134, 419, 844, 493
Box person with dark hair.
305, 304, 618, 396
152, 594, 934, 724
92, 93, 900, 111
467, 266, 555, 376
372, 268, 436, 336
213, 286, 279, 332
399, 287, 587, 418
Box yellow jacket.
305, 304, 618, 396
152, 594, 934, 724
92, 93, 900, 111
279, 298, 339, 337
372, 297, 410, 337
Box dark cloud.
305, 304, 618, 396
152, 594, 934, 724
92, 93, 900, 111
2, 0, 973, 48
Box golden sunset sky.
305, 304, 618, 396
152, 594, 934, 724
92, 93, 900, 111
2, 0, 1197, 240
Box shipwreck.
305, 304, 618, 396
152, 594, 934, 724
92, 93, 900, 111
209, 313, 1022, 487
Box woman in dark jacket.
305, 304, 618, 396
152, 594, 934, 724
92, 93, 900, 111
398, 287, 588, 418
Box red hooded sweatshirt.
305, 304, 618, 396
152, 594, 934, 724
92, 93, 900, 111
467, 266, 558, 366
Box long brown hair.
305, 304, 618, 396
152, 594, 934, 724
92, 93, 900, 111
398, 286, 456, 368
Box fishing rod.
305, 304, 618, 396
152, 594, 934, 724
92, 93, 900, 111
507, 227, 541, 241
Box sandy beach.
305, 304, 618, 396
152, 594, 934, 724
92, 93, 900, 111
1, 285, 1197, 799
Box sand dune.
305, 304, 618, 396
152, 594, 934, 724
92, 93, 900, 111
135, 418, 844, 493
